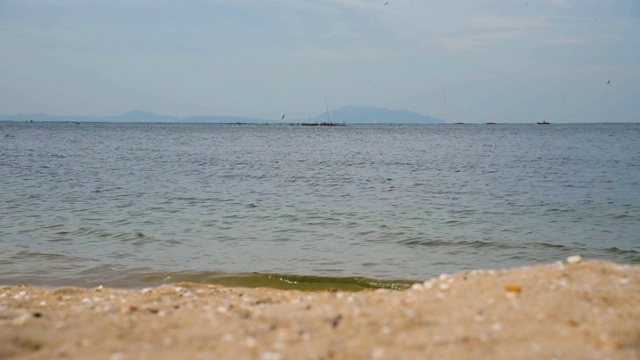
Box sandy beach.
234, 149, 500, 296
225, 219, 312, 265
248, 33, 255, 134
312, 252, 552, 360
1, 258, 638, 359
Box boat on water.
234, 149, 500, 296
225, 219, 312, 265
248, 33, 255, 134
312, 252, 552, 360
486, 122, 497, 125
537, 120, 550, 125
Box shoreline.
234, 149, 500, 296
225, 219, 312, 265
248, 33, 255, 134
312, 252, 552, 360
0, 272, 419, 293
2, 258, 639, 359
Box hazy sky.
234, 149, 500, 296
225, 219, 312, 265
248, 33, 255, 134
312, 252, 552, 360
1, 0, 639, 123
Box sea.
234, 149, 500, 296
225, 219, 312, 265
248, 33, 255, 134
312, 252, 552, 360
1, 121, 638, 290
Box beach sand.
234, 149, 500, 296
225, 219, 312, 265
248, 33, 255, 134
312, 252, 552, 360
1, 259, 638, 359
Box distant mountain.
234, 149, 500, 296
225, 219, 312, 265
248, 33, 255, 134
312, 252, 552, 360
308, 106, 445, 124
111, 110, 179, 123
0, 110, 278, 124
0, 106, 445, 124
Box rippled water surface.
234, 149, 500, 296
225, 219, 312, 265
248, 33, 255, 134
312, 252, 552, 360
1, 122, 638, 287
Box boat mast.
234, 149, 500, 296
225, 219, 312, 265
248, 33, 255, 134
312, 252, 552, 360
325, 96, 331, 123
440, 79, 453, 123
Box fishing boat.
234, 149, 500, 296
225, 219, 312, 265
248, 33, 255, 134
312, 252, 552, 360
537, 120, 550, 125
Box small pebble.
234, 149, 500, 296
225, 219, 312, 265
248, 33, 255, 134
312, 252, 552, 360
11, 310, 31, 325
411, 283, 424, 291
404, 309, 416, 318
109, 353, 125, 360
505, 292, 518, 300
567, 255, 582, 264
245, 337, 257, 348
423, 280, 433, 289
601, 339, 622, 350
260, 351, 282, 360
330, 314, 342, 328
504, 284, 522, 293
372, 348, 386, 359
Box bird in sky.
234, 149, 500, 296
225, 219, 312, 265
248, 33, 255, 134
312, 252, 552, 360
607, 80, 610, 85
384, 2, 389, 6
282, 114, 285, 120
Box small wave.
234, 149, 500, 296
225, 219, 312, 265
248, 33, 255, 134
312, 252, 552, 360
530, 242, 571, 250
68, 226, 158, 245
610, 214, 634, 220
399, 238, 523, 250
603, 247, 639, 255
72, 226, 107, 236
11, 251, 85, 262
132, 272, 416, 291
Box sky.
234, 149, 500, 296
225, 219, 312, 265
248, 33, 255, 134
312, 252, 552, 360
1, 0, 639, 123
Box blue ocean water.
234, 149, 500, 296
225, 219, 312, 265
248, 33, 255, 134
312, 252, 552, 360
0, 121, 638, 288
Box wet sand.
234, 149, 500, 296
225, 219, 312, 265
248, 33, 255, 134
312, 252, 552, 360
1, 258, 639, 359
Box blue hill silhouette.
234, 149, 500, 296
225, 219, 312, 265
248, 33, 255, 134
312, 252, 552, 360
1, 106, 445, 124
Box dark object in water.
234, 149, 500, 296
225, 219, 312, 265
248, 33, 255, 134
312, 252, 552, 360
300, 122, 346, 127
537, 120, 550, 125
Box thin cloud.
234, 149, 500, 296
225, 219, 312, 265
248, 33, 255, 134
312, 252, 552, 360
469, 16, 551, 30
546, 36, 586, 45
541, 0, 571, 6
434, 14, 550, 51
437, 31, 522, 51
